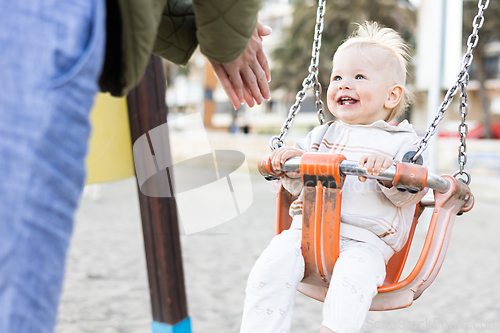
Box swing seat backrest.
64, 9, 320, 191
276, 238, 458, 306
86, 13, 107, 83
274, 170, 473, 311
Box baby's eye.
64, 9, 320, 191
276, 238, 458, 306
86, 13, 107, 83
332, 75, 342, 81
355, 74, 365, 80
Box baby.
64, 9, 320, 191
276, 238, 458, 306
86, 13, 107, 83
239, 22, 428, 333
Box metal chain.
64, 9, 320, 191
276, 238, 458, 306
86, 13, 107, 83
270, 0, 326, 150
453, 75, 471, 184
412, 0, 489, 185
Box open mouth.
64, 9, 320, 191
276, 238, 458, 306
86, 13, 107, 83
338, 97, 358, 106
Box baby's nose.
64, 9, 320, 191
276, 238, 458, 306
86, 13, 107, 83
338, 82, 351, 90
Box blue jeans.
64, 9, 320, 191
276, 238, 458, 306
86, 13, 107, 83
0, 0, 105, 332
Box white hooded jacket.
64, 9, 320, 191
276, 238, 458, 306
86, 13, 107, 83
282, 120, 428, 258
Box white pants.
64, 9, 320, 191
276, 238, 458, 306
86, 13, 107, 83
239, 228, 386, 333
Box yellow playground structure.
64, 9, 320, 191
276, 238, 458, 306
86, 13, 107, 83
85, 93, 135, 185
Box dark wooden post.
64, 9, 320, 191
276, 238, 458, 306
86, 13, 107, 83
126, 55, 191, 332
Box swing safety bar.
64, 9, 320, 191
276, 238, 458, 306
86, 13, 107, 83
261, 156, 449, 192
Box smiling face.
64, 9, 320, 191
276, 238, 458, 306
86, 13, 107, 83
326, 44, 403, 125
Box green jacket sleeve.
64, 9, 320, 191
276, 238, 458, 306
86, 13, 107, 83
153, 0, 198, 65
192, 0, 262, 63
153, 0, 262, 65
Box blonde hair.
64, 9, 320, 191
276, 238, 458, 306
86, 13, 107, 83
336, 21, 413, 121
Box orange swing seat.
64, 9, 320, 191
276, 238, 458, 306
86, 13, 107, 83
260, 153, 474, 311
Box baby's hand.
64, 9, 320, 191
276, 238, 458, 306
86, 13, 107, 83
358, 154, 393, 185
270, 147, 304, 177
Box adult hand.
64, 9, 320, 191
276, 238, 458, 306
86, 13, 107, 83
209, 22, 272, 110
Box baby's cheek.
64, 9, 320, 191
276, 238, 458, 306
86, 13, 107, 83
326, 95, 337, 115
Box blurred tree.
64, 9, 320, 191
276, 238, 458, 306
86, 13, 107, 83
271, 0, 417, 98
463, 0, 500, 138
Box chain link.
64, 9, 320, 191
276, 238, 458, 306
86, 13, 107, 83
314, 74, 326, 125
411, 0, 489, 185
270, 0, 326, 150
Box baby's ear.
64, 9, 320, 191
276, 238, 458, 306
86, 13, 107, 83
385, 85, 403, 109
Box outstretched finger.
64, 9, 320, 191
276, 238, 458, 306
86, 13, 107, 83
255, 22, 272, 82
257, 49, 271, 83
249, 60, 271, 100
210, 62, 240, 110
223, 64, 245, 105
243, 85, 255, 108
241, 66, 264, 105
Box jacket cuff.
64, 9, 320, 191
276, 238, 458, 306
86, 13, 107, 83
153, 0, 198, 66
